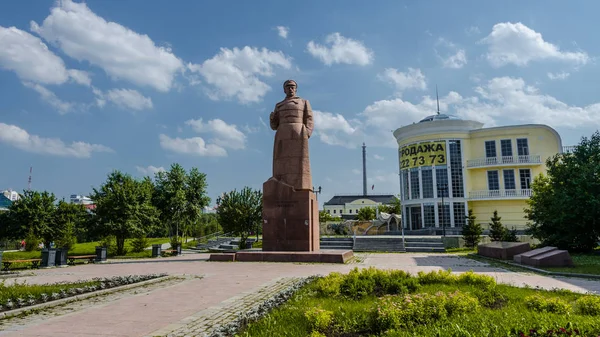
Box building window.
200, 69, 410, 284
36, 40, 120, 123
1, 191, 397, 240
453, 202, 466, 227
437, 203, 451, 228
423, 204, 435, 227
349, 209, 352, 214
327, 210, 330, 214
449, 140, 464, 198
402, 171, 410, 201
421, 167, 434, 198
517, 138, 529, 156
503, 169, 516, 191
520, 169, 531, 190
435, 166, 449, 197
500, 139, 513, 164
410, 168, 420, 199
485, 140, 496, 158
487, 171, 500, 190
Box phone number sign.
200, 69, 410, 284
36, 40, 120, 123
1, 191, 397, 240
400, 141, 447, 169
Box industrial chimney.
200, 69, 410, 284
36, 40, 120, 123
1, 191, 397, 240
362, 142, 367, 196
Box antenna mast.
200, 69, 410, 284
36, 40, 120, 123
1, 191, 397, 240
28, 166, 32, 191
436, 84, 440, 115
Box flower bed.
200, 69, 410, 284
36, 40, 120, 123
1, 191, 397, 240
236, 268, 600, 337
0, 273, 167, 313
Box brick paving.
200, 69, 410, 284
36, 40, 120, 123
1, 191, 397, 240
0, 252, 599, 337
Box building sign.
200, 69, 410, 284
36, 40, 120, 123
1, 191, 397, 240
400, 141, 447, 169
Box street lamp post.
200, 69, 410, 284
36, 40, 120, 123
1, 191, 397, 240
313, 186, 322, 200
437, 183, 448, 237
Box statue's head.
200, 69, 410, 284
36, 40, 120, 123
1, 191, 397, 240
283, 79, 297, 97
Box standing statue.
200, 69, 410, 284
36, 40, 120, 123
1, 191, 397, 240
262, 79, 320, 252
269, 79, 314, 191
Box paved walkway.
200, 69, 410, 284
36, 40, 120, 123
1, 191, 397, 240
1, 253, 599, 337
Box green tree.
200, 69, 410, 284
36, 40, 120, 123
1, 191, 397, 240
462, 209, 483, 248
357, 206, 376, 221
525, 132, 600, 252
54, 200, 89, 250
488, 210, 506, 241
153, 164, 210, 243
90, 170, 159, 255
319, 210, 341, 223
378, 195, 401, 215
6, 190, 57, 248
503, 227, 519, 242
216, 187, 262, 249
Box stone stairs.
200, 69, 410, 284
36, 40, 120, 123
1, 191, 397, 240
195, 237, 233, 250
319, 237, 353, 250
404, 237, 446, 253
353, 236, 405, 252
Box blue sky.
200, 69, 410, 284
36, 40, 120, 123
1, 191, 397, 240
1, 0, 599, 208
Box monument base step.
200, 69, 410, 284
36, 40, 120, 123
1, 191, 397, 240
209, 250, 354, 264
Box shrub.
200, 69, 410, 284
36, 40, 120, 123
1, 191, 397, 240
304, 307, 334, 332
575, 295, 600, 316
417, 269, 456, 285
474, 286, 508, 309
525, 295, 571, 314
444, 290, 480, 316
338, 267, 420, 300
339, 268, 376, 300
130, 236, 149, 253
313, 272, 343, 297
24, 231, 39, 252
456, 271, 496, 289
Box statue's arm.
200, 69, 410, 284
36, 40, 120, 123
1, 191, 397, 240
269, 106, 279, 130
303, 99, 314, 138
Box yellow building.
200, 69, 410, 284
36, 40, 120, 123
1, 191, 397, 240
393, 113, 567, 233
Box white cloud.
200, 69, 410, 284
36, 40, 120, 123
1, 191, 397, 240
67, 69, 91, 86
378, 68, 427, 94
480, 22, 589, 67
30, 0, 183, 92
547, 71, 570, 80
0, 25, 90, 87
159, 134, 227, 157
276, 26, 289, 39
307, 32, 374, 66
22, 81, 75, 114
185, 118, 247, 150
0, 122, 113, 157
312, 110, 361, 148
466, 26, 481, 36
135, 165, 165, 176
373, 154, 384, 160
351, 169, 361, 175
94, 88, 153, 111
435, 38, 467, 69
187, 46, 292, 103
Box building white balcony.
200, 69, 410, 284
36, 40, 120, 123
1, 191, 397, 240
466, 155, 542, 168
469, 189, 532, 200
563, 146, 576, 153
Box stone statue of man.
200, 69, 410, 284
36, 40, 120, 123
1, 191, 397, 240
269, 80, 314, 191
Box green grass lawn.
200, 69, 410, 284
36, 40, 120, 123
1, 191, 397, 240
237, 268, 600, 337
2, 237, 171, 261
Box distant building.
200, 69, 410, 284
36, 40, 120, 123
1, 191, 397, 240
2, 189, 20, 202
0, 194, 12, 211
394, 113, 569, 232
323, 194, 397, 220
70, 194, 93, 205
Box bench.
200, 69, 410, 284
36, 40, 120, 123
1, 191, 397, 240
67, 255, 96, 265
2, 259, 41, 271
161, 249, 179, 256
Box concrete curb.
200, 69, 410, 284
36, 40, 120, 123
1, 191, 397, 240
468, 253, 600, 280
0, 275, 173, 320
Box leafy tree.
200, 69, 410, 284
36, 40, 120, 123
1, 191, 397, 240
488, 210, 507, 241
6, 190, 57, 248
90, 170, 159, 255
216, 187, 262, 249
153, 164, 210, 243
319, 210, 341, 223
462, 209, 483, 248
378, 195, 401, 215
54, 200, 89, 250
357, 206, 376, 221
525, 131, 600, 252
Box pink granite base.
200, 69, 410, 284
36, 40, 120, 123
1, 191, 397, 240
208, 253, 236, 262
226, 250, 354, 264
